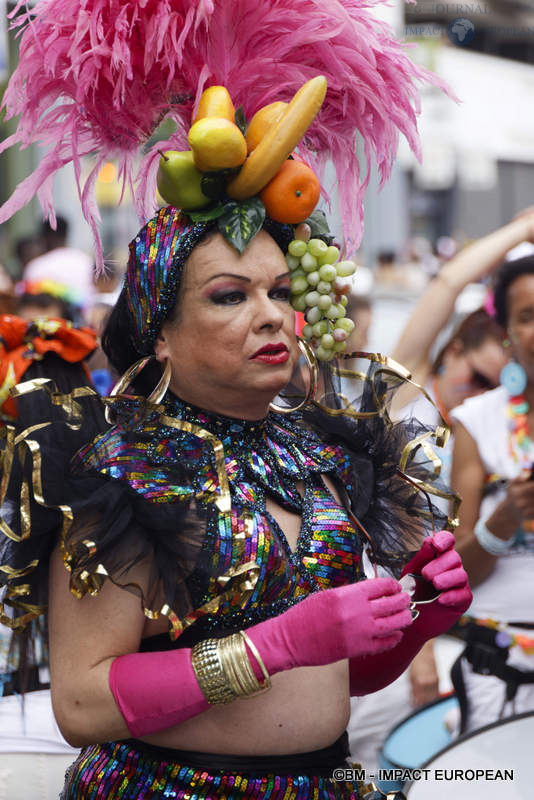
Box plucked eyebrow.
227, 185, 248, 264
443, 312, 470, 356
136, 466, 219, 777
202, 271, 290, 286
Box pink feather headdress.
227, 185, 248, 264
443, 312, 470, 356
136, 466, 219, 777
1, 0, 451, 266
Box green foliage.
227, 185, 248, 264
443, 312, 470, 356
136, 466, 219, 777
234, 106, 248, 137
217, 197, 266, 253
305, 209, 334, 245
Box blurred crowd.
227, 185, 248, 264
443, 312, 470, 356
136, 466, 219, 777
0, 215, 121, 395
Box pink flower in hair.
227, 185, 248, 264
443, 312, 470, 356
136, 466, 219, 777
483, 290, 496, 319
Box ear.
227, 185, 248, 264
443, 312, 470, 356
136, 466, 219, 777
154, 328, 170, 363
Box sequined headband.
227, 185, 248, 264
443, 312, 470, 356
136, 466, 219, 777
125, 206, 293, 355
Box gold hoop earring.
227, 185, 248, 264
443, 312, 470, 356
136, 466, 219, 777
269, 337, 319, 415
105, 356, 171, 423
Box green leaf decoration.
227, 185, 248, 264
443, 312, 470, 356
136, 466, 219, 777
217, 198, 266, 253
305, 209, 335, 245
235, 105, 248, 136
188, 203, 227, 222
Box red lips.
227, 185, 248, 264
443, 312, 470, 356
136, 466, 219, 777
251, 342, 289, 358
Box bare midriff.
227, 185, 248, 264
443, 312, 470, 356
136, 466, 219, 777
140, 661, 350, 755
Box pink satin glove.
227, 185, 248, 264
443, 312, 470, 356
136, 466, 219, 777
247, 576, 412, 674
348, 532, 471, 696
401, 530, 472, 639
110, 647, 210, 737
110, 577, 412, 737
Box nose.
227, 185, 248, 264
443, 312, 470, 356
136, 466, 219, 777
255, 292, 285, 332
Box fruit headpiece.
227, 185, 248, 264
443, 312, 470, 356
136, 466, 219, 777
1, 0, 449, 357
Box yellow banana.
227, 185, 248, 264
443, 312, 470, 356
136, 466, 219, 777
226, 75, 327, 201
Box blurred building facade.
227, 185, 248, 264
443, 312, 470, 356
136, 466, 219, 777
363, 0, 534, 265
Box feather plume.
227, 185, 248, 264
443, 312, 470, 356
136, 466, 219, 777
1, 0, 452, 264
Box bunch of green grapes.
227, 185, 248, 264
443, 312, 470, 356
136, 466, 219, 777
287, 227, 356, 362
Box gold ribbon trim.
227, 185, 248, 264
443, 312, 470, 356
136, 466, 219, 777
159, 413, 231, 512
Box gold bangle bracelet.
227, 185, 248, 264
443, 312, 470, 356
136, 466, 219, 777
218, 633, 263, 697
218, 634, 249, 696
240, 631, 271, 691
191, 638, 236, 705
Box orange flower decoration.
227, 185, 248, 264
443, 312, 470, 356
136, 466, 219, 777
0, 315, 97, 420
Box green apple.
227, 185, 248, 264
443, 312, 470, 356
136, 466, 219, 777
156, 150, 211, 210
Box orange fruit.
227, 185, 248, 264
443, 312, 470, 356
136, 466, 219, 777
260, 160, 320, 224
193, 86, 235, 123
188, 118, 247, 172
245, 101, 288, 154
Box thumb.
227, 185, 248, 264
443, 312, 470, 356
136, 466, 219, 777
400, 537, 436, 577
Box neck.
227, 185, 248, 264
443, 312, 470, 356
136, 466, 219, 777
169, 382, 273, 421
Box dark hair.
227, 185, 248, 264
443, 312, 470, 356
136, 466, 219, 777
14, 235, 41, 268
494, 255, 534, 328
431, 308, 503, 375
101, 227, 219, 396
41, 215, 69, 249
16, 292, 74, 321
102, 224, 291, 395
377, 250, 396, 266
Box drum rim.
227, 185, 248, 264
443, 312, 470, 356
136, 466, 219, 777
403, 708, 534, 793
381, 692, 457, 768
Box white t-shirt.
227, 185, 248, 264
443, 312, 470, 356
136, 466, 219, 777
0, 690, 78, 754
451, 386, 534, 623
0, 624, 76, 754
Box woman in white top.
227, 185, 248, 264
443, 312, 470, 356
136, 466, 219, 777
392, 212, 534, 432
451, 254, 534, 733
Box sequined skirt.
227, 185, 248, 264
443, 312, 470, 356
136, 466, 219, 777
60, 734, 359, 799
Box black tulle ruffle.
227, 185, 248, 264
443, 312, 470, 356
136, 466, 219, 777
0, 356, 456, 639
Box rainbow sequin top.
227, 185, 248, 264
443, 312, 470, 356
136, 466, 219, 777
75, 395, 363, 643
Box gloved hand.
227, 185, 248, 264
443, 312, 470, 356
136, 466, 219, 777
247, 576, 412, 674
401, 529, 472, 639
111, 577, 412, 737
348, 532, 471, 697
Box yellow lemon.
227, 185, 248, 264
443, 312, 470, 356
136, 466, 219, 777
188, 118, 247, 172
246, 101, 288, 154
193, 85, 235, 123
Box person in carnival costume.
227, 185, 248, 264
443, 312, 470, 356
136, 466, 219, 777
0, 315, 96, 798
0, 2, 471, 798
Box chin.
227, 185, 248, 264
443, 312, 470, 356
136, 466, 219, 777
254, 368, 294, 396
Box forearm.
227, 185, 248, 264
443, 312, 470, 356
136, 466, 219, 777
455, 502, 515, 588
52, 646, 211, 746
455, 532, 496, 588
393, 217, 531, 373
349, 622, 426, 695
52, 657, 133, 747
438, 218, 531, 291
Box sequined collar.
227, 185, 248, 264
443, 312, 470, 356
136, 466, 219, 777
165, 394, 269, 441
160, 394, 351, 513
